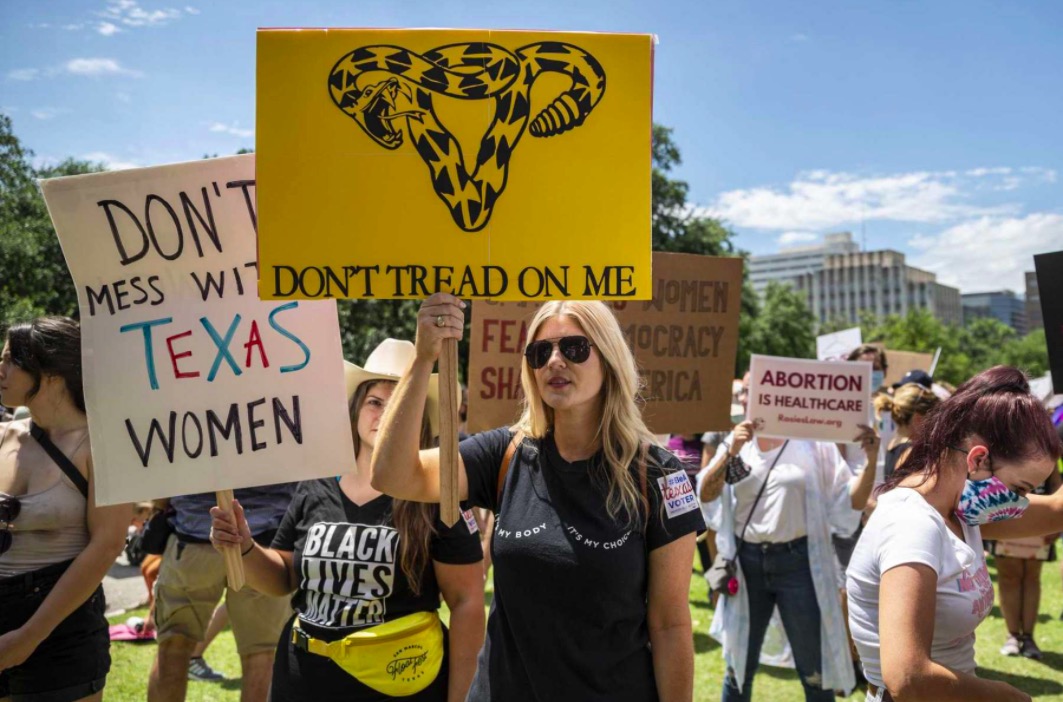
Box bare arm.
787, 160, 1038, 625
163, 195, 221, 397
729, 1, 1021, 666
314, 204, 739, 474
370, 293, 470, 503
648, 534, 696, 702
848, 425, 880, 510
981, 488, 1063, 541
0, 452, 129, 671
209, 500, 297, 597
879, 564, 1028, 701
436, 561, 486, 702
699, 422, 753, 504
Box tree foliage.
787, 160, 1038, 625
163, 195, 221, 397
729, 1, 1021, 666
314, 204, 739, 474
854, 308, 1049, 385
0, 115, 104, 327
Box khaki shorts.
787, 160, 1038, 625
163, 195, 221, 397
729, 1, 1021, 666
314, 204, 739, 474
154, 536, 292, 656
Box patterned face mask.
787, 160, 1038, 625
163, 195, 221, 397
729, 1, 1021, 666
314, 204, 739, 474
954, 457, 1029, 526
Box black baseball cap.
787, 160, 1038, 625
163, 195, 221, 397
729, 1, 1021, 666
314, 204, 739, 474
893, 369, 933, 390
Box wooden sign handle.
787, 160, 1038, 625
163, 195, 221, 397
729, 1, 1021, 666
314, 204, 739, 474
439, 337, 461, 526
216, 489, 246, 592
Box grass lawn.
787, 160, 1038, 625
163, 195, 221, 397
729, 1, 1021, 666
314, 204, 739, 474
106, 555, 1063, 700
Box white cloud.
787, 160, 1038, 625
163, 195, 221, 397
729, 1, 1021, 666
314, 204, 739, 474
184, 6, 200, 14
8, 68, 41, 81
100, 0, 183, 27
208, 121, 255, 139
909, 213, 1063, 293
64, 58, 143, 77
790, 33, 809, 42
115, 91, 132, 103
777, 231, 818, 246
62, 23, 85, 30
31, 108, 67, 120
97, 21, 122, 35
82, 151, 140, 170
703, 168, 1036, 231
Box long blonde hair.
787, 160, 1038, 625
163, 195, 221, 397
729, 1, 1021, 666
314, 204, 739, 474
514, 301, 659, 525
351, 380, 436, 595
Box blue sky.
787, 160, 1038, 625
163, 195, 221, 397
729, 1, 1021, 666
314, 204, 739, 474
3, 0, 1061, 294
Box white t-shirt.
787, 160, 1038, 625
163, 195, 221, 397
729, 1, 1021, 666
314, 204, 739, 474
704, 439, 817, 544
846, 488, 993, 688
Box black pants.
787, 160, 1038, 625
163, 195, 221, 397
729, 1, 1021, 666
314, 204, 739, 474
0, 560, 110, 702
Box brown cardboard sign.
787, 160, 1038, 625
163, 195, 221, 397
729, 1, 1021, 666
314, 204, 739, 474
467, 252, 743, 434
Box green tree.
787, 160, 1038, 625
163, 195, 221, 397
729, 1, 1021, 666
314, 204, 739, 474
745, 282, 816, 363
0, 114, 102, 327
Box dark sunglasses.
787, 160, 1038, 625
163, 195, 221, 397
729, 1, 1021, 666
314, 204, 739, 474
0, 493, 20, 556
524, 336, 595, 370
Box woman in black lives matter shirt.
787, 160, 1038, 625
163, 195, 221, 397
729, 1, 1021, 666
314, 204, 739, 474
372, 296, 704, 702
209, 339, 485, 702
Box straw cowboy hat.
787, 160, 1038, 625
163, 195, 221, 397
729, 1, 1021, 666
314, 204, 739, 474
344, 339, 443, 435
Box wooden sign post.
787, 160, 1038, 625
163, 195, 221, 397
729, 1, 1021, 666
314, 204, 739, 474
215, 489, 245, 591
438, 339, 461, 526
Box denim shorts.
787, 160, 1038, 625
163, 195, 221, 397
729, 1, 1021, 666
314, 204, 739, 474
0, 560, 110, 702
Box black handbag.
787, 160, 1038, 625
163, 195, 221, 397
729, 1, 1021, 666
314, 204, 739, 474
706, 441, 789, 596
137, 506, 174, 555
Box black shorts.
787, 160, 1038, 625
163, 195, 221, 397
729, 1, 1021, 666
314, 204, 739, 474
270, 615, 449, 702
0, 560, 111, 702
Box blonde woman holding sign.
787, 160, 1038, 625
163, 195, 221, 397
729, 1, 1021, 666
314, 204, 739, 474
0, 317, 129, 702
209, 339, 485, 702
372, 295, 703, 702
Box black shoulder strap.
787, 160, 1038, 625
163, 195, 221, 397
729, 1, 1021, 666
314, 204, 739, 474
736, 440, 789, 546
30, 422, 89, 499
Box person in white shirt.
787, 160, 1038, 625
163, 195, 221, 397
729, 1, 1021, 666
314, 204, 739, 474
699, 373, 878, 702
846, 366, 1063, 702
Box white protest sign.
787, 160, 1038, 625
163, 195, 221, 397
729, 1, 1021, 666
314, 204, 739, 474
40, 155, 355, 505
816, 327, 862, 361
747, 355, 872, 442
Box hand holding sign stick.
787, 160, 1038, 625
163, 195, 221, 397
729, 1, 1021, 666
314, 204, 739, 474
215, 490, 246, 591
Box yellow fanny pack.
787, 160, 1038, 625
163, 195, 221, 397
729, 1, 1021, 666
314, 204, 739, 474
292, 612, 444, 696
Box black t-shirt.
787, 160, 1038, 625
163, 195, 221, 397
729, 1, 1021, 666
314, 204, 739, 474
459, 428, 705, 702
272, 478, 483, 639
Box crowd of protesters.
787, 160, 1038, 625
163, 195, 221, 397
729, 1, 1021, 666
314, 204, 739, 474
2, 306, 1062, 702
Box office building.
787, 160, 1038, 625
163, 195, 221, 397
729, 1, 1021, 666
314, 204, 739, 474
748, 232, 859, 295
962, 290, 1028, 336
1026, 272, 1043, 332
789, 249, 963, 326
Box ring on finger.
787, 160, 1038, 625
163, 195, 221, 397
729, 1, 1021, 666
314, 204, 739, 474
435, 315, 446, 328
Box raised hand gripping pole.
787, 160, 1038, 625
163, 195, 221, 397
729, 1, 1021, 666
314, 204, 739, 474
439, 338, 461, 526
216, 489, 246, 592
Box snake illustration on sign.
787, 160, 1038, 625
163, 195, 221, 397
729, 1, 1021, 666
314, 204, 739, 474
328, 42, 606, 232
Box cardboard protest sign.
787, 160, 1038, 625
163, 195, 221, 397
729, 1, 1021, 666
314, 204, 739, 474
256, 28, 654, 301
467, 252, 743, 434
1034, 251, 1063, 393
816, 327, 861, 361
747, 355, 872, 442
40, 156, 355, 506
878, 348, 934, 387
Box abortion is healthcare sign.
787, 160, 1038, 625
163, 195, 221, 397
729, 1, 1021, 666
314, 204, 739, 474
40, 155, 355, 505
256, 28, 653, 301
747, 355, 872, 443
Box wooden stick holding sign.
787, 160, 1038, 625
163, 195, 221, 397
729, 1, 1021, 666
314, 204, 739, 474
438, 338, 461, 526
216, 490, 245, 592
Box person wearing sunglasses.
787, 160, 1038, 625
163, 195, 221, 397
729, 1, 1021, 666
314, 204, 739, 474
371, 295, 703, 702
0, 318, 130, 701
846, 366, 1063, 702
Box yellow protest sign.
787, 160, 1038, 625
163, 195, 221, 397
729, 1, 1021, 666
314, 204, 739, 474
257, 28, 653, 300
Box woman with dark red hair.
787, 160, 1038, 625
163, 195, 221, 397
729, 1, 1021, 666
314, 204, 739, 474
846, 366, 1063, 702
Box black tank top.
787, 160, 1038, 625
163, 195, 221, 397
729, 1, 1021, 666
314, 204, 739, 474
883, 440, 911, 482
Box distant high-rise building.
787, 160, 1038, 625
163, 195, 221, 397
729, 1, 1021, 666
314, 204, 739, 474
790, 250, 962, 327
748, 232, 859, 295
1025, 271, 1043, 332
962, 290, 1028, 336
